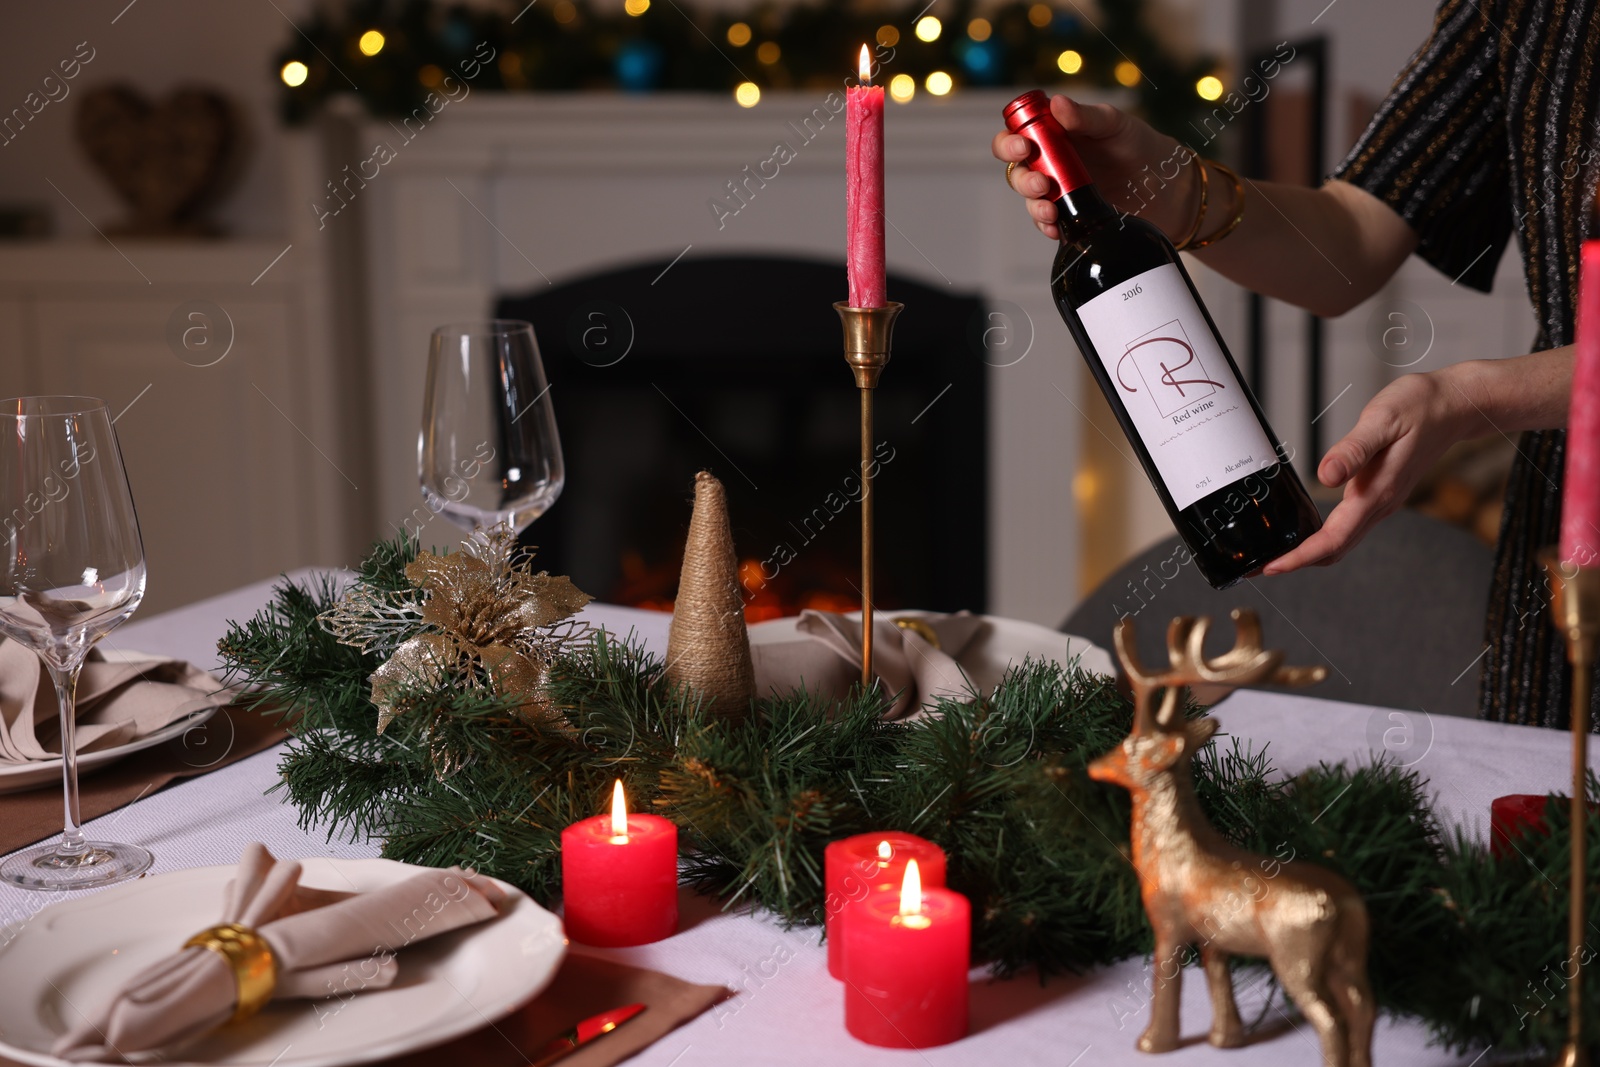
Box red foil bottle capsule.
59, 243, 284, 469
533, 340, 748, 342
1002, 89, 1091, 200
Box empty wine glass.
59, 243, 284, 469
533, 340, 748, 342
0, 397, 152, 890
420, 321, 565, 538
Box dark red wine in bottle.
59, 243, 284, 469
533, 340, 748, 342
1003, 90, 1320, 589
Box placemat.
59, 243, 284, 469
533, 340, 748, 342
388, 951, 731, 1067
0, 703, 288, 855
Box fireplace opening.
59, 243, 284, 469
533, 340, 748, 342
498, 255, 987, 617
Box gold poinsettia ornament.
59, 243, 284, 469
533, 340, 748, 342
319, 527, 592, 737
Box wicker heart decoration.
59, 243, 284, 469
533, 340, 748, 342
74, 84, 234, 235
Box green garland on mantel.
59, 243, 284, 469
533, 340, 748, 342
219, 534, 1600, 1058
274, 0, 1216, 135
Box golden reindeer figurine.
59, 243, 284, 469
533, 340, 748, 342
1087, 609, 1374, 1067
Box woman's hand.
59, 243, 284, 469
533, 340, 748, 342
1262, 367, 1480, 575
1263, 349, 1573, 574
990, 94, 1198, 241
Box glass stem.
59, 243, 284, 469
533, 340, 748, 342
49, 660, 88, 857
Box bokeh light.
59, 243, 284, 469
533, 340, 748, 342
624, 0, 649, 15
1196, 75, 1224, 100
727, 22, 751, 46
925, 70, 953, 95
280, 61, 309, 87
877, 25, 899, 47
914, 16, 942, 41
889, 73, 915, 102
734, 81, 761, 107
358, 30, 386, 56
1114, 60, 1140, 86
1028, 4, 1053, 27
757, 41, 781, 64
1057, 49, 1083, 74
967, 18, 992, 41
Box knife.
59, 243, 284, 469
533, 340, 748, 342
531, 1002, 647, 1067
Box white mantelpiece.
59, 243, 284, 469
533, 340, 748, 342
350, 91, 1111, 625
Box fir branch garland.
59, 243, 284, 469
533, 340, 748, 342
218, 537, 1598, 1056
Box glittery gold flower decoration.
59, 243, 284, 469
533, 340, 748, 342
319, 527, 592, 737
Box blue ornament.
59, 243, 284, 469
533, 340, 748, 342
958, 39, 1003, 85
615, 39, 664, 91
441, 13, 474, 51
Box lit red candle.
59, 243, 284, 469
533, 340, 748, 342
824, 831, 946, 978
846, 44, 887, 309
842, 859, 970, 1048
1561, 240, 1600, 566
561, 780, 678, 947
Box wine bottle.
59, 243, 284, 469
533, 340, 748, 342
1003, 90, 1321, 589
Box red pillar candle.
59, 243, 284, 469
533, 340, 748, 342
842, 859, 970, 1048
561, 780, 678, 947
824, 831, 946, 978
1490, 794, 1549, 858
846, 44, 887, 309
1562, 240, 1600, 566
1490, 793, 1599, 857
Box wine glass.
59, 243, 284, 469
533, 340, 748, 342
0, 397, 152, 890
420, 321, 565, 538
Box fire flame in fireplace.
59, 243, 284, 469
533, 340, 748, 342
612, 551, 862, 620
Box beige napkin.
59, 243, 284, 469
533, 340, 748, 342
53, 843, 507, 1062
752, 610, 987, 720
0, 637, 229, 762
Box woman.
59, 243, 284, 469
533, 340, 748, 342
993, 0, 1597, 728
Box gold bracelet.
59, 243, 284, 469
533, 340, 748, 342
1172, 155, 1210, 250
1184, 160, 1246, 251
184, 922, 278, 1023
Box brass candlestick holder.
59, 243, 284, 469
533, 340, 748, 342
834, 300, 903, 686
1540, 546, 1600, 1067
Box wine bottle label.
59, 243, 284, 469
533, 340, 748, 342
1075, 263, 1277, 510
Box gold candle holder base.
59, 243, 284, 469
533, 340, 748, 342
1540, 547, 1600, 1067
834, 301, 903, 686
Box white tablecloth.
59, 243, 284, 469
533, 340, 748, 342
3, 571, 1585, 1066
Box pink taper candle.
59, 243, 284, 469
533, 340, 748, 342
846, 44, 886, 308
1562, 240, 1600, 566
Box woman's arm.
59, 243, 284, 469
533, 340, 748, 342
1185, 179, 1417, 318
1262, 347, 1574, 574
993, 95, 1418, 316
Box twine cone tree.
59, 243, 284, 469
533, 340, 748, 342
665, 471, 754, 713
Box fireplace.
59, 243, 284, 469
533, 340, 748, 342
498, 255, 987, 616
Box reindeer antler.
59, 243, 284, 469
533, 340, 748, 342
1184, 610, 1328, 685
1114, 610, 1328, 731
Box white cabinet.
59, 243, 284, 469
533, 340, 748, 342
0, 241, 358, 614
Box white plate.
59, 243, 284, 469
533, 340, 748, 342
748, 610, 1117, 688
0, 704, 220, 795
0, 857, 567, 1067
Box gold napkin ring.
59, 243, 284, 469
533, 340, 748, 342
184, 922, 278, 1023
893, 617, 942, 650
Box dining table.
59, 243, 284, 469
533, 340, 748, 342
0, 569, 1582, 1067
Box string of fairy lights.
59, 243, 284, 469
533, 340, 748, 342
273, 0, 1219, 133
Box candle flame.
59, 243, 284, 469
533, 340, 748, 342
610, 779, 629, 841
858, 44, 872, 84
877, 839, 893, 862
899, 859, 922, 916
